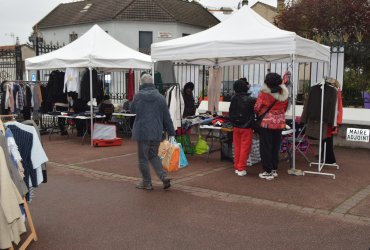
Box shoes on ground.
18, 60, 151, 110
272, 170, 278, 177
136, 182, 153, 190
235, 170, 247, 176
259, 171, 274, 180
163, 178, 171, 190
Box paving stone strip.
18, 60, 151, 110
332, 184, 370, 214
66, 153, 137, 166
48, 162, 370, 225
172, 166, 230, 184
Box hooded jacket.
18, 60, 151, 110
131, 84, 175, 141
254, 84, 289, 130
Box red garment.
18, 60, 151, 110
127, 69, 134, 101
254, 84, 289, 130
233, 128, 253, 171
327, 89, 343, 136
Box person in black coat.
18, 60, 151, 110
229, 80, 256, 177
182, 82, 196, 118
130, 74, 175, 190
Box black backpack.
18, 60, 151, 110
229, 94, 254, 127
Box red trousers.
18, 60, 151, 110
233, 127, 253, 171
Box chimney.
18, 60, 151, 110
242, 0, 248, 6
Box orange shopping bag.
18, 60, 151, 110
161, 138, 180, 172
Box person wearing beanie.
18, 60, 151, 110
254, 72, 289, 180
229, 79, 256, 176
182, 82, 196, 118
130, 74, 175, 190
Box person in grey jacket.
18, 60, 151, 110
131, 74, 175, 190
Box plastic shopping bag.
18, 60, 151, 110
179, 144, 188, 168
162, 138, 180, 172
158, 140, 171, 159
194, 136, 209, 155
176, 134, 194, 154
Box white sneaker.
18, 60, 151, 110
259, 171, 274, 180
235, 170, 247, 176
272, 170, 278, 177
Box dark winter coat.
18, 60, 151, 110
229, 92, 256, 128
131, 84, 175, 141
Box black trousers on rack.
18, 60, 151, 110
259, 128, 282, 173
321, 136, 336, 164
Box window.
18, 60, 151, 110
139, 31, 153, 55
69, 32, 78, 42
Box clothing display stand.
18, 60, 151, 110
7, 198, 38, 250
303, 79, 339, 179
18, 197, 38, 250
1, 117, 38, 250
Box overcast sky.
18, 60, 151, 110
0, 0, 276, 46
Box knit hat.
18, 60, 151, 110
184, 82, 194, 90
233, 79, 249, 93
265, 73, 282, 93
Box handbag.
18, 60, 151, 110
249, 100, 277, 132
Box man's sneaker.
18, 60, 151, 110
259, 171, 274, 180
235, 170, 247, 176
163, 178, 171, 190
136, 182, 153, 190
272, 170, 278, 177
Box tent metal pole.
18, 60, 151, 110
89, 67, 93, 147
292, 55, 296, 170
287, 54, 303, 176
152, 63, 155, 84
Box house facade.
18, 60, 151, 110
35, 0, 219, 53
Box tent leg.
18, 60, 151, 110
287, 55, 303, 176
89, 67, 93, 147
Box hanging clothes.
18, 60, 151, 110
300, 82, 338, 139
64, 68, 81, 95
0, 133, 28, 197
0, 147, 27, 249
207, 66, 223, 112
80, 68, 99, 102
6, 122, 48, 187
165, 85, 184, 129
127, 69, 134, 101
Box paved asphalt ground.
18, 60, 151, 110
19, 133, 370, 250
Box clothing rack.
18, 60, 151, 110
303, 79, 339, 179
162, 83, 183, 136
0, 118, 38, 250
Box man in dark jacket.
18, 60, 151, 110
131, 74, 175, 190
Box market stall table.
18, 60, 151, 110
112, 113, 136, 134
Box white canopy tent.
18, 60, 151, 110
26, 24, 152, 145
151, 6, 329, 65
151, 6, 331, 173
